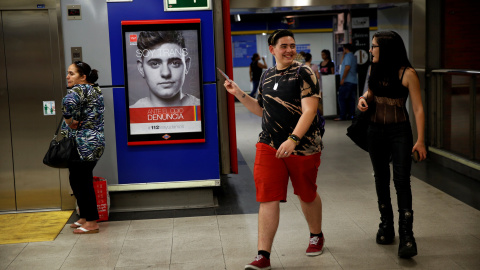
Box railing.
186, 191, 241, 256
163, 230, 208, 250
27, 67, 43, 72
428, 69, 480, 164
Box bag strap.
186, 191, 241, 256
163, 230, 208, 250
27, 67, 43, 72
53, 118, 64, 140
76, 85, 89, 129
297, 63, 303, 75
55, 85, 89, 139
261, 67, 273, 89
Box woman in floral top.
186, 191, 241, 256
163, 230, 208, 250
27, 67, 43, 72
62, 61, 104, 234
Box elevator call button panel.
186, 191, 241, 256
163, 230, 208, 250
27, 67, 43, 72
67, 5, 81, 20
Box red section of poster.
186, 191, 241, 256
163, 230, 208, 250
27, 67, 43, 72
130, 106, 201, 123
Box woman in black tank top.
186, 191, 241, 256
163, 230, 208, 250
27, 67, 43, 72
357, 31, 426, 259
249, 53, 267, 97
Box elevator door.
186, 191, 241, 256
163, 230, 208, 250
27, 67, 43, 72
0, 10, 61, 211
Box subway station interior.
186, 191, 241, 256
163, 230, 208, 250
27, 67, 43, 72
0, 0, 479, 269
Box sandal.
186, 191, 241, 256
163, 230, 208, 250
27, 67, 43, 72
73, 227, 99, 234
70, 221, 83, 228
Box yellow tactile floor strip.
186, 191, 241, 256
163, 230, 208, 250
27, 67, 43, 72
0, 211, 73, 245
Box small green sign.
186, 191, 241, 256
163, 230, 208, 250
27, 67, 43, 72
164, 0, 211, 11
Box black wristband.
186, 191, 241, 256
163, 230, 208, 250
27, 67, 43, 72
288, 134, 300, 145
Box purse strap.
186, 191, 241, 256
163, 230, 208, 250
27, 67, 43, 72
53, 118, 64, 140
54, 85, 89, 140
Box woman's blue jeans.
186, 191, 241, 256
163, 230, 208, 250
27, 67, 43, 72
250, 80, 260, 97
367, 122, 414, 210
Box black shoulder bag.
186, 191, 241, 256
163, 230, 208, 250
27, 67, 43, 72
43, 87, 87, 168
43, 119, 76, 168
346, 94, 372, 152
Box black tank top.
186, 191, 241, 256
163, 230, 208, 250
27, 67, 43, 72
250, 60, 263, 81
370, 68, 410, 124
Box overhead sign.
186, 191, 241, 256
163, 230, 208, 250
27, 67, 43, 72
164, 0, 211, 11
232, 35, 257, 67
352, 17, 370, 29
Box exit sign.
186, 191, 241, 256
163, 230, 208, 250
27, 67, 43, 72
164, 0, 211, 11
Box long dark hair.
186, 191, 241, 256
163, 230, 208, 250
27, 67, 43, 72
73, 61, 98, 84
321, 49, 332, 61
252, 53, 260, 62
369, 31, 413, 87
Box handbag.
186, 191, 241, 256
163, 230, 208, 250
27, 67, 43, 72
44, 86, 88, 168
43, 119, 76, 168
346, 94, 372, 152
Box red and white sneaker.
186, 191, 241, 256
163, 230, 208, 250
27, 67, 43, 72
245, 254, 271, 270
306, 235, 325, 256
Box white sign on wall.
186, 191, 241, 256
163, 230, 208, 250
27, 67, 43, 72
352, 17, 370, 29
43, 101, 56, 116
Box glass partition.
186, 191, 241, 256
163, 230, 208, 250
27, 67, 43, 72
430, 70, 480, 162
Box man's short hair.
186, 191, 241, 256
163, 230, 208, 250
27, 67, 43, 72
268, 29, 295, 46
343, 43, 354, 52
137, 31, 186, 51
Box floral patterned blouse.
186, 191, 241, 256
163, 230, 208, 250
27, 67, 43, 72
62, 84, 105, 161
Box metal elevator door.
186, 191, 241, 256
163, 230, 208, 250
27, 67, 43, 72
0, 10, 61, 211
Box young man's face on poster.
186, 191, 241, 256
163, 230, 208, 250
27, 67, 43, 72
137, 42, 191, 100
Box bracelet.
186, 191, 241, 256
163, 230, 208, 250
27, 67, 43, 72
288, 134, 301, 145
359, 96, 366, 100
288, 137, 297, 145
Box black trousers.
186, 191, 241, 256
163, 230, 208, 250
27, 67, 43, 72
367, 122, 413, 210
69, 150, 99, 221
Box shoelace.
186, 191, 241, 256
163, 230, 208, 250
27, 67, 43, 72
310, 236, 320, 245
255, 255, 264, 261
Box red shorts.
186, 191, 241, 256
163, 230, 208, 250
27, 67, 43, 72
253, 142, 321, 203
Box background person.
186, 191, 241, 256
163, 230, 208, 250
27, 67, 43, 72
358, 31, 427, 258
222, 29, 324, 270
319, 49, 335, 75
304, 52, 321, 80
249, 53, 267, 98
335, 43, 358, 121
131, 31, 199, 108
63, 61, 105, 234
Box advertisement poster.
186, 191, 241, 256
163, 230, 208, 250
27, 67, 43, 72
351, 18, 371, 96
232, 35, 257, 67
121, 19, 205, 145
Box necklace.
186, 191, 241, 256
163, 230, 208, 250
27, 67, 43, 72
273, 66, 289, 90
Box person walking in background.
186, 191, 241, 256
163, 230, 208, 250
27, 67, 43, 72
249, 53, 267, 98
319, 49, 335, 75
335, 43, 358, 121
304, 53, 323, 117
304, 53, 321, 80
357, 31, 427, 258
63, 61, 105, 234
223, 29, 324, 270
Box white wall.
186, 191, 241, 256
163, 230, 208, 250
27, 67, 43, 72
377, 4, 410, 58
233, 32, 334, 94
61, 0, 112, 86
61, 0, 118, 183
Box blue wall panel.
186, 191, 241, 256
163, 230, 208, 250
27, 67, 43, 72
107, 1, 219, 184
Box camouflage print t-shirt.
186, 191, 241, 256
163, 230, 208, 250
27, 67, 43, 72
257, 60, 322, 156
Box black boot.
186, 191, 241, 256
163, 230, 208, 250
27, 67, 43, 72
398, 209, 417, 258
376, 201, 395, 245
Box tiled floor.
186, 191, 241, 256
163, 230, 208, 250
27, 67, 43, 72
1, 103, 480, 269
